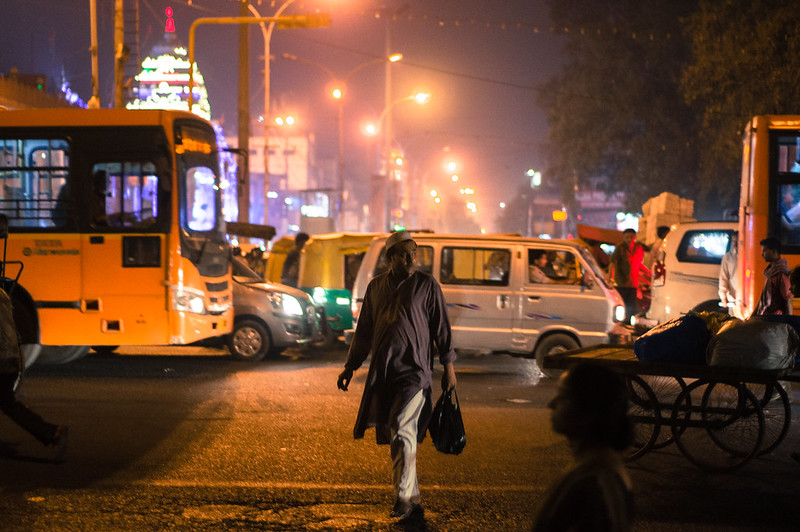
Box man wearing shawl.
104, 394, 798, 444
755, 236, 792, 316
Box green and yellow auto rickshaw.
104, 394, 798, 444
266, 232, 383, 346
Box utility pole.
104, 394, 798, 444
88, 0, 100, 108
113, 0, 128, 108
237, 0, 251, 225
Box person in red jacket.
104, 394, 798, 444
607, 229, 650, 322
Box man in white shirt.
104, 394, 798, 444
718, 233, 741, 318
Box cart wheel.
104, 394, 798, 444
624, 375, 660, 462
643, 375, 688, 450
740, 381, 790, 455
672, 380, 764, 472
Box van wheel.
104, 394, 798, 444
313, 322, 339, 350
535, 334, 579, 378
227, 319, 271, 362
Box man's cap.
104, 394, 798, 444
385, 230, 414, 253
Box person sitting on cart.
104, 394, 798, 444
532, 362, 634, 531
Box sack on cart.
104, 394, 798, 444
706, 319, 798, 370
749, 314, 800, 361
633, 312, 710, 364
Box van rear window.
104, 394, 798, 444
676, 230, 733, 264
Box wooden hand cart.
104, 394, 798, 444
543, 344, 799, 473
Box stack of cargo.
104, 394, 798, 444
639, 192, 695, 247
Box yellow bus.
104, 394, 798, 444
739, 115, 800, 317
0, 108, 233, 365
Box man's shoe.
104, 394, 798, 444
390, 499, 422, 519
51, 426, 69, 463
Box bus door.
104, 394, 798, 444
80, 159, 169, 344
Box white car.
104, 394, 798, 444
634, 222, 737, 330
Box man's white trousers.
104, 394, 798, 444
390, 388, 424, 503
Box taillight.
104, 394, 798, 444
652, 260, 665, 287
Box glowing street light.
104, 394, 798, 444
280, 52, 404, 230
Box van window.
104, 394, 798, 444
441, 247, 511, 286
676, 230, 732, 264
528, 248, 581, 284
373, 244, 433, 277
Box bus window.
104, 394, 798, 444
770, 133, 800, 248
0, 138, 70, 228
91, 161, 159, 229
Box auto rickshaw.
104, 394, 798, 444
266, 232, 383, 346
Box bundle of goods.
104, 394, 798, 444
706, 319, 798, 370
634, 311, 797, 370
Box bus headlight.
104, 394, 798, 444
172, 286, 206, 314
614, 304, 626, 322
269, 293, 304, 317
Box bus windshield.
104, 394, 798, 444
175, 121, 223, 236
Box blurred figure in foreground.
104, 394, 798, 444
532, 362, 634, 532
0, 288, 68, 463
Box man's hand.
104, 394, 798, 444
441, 362, 456, 391
337, 368, 353, 391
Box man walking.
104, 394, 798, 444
754, 236, 792, 316
608, 228, 650, 322
280, 232, 309, 288
337, 230, 457, 520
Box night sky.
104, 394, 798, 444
1, 0, 565, 232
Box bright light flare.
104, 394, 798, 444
413, 92, 431, 104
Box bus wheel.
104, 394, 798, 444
227, 319, 271, 362
36, 346, 91, 365
534, 334, 578, 379
91, 345, 119, 356
21, 344, 42, 369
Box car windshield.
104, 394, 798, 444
232, 256, 263, 283
575, 245, 611, 288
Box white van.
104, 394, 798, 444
634, 222, 737, 330
347, 233, 627, 375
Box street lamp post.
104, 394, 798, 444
369, 92, 431, 230
186, 11, 329, 230
280, 53, 403, 231
249, 0, 295, 229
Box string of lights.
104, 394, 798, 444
165, 0, 675, 42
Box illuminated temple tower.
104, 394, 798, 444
126, 8, 237, 223
126, 8, 211, 120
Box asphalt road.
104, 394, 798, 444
2, 345, 800, 531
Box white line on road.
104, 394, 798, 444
142, 480, 538, 492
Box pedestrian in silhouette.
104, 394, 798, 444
532, 362, 634, 531
0, 287, 68, 463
